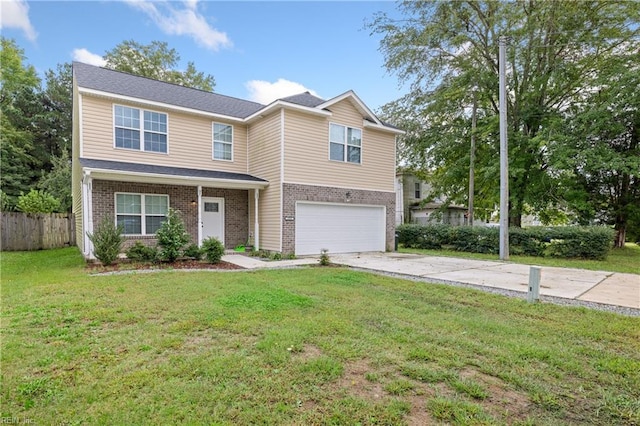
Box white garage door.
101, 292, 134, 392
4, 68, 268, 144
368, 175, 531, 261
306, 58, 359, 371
295, 202, 386, 255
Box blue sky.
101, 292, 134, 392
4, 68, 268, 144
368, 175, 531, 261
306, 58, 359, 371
1, 0, 407, 111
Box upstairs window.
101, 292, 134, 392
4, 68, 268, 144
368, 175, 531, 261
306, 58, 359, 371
329, 123, 361, 164
114, 105, 167, 153
414, 182, 421, 199
213, 123, 233, 161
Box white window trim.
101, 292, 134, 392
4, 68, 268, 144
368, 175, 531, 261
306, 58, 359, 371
212, 122, 234, 162
114, 192, 169, 236
113, 104, 169, 154
328, 122, 362, 165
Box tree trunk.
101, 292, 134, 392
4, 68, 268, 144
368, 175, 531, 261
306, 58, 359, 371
614, 224, 626, 248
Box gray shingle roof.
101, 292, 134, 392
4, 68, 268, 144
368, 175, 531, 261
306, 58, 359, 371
73, 62, 265, 119
279, 92, 326, 108
80, 158, 267, 183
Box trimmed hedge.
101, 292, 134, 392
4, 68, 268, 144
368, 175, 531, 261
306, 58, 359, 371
397, 224, 615, 260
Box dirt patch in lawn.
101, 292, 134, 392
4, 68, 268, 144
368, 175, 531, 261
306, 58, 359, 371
458, 367, 532, 420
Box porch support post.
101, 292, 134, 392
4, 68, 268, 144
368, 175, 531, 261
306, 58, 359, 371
254, 188, 260, 250
197, 185, 202, 245
82, 172, 94, 259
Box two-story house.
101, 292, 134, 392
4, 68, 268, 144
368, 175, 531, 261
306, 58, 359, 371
396, 170, 467, 226
72, 62, 403, 258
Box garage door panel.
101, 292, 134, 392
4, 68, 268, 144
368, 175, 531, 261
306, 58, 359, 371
295, 202, 385, 255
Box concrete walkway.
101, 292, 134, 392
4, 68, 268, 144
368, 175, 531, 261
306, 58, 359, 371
222, 253, 640, 311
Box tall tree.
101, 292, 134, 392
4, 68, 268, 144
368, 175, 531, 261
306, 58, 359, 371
552, 52, 640, 246
371, 1, 640, 227
0, 38, 42, 203
103, 40, 215, 91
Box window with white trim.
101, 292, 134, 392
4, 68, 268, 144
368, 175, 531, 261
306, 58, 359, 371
213, 123, 233, 161
414, 182, 421, 199
115, 193, 168, 235
114, 105, 167, 153
329, 123, 361, 164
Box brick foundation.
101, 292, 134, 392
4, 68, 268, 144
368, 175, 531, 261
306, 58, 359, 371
92, 180, 248, 249
281, 183, 395, 254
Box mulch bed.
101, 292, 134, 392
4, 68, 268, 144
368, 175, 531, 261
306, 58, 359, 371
86, 259, 243, 273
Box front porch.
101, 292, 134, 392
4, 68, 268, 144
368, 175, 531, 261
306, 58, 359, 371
80, 158, 268, 258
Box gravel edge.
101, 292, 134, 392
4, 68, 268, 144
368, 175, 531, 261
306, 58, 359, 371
344, 266, 640, 318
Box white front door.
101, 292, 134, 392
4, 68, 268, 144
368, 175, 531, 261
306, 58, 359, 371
201, 197, 224, 245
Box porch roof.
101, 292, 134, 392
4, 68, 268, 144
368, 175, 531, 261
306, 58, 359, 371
80, 158, 268, 190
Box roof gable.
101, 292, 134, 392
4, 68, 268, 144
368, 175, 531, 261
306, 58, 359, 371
279, 92, 325, 108
318, 91, 381, 126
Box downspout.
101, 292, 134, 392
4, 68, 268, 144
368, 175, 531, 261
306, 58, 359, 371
279, 108, 285, 252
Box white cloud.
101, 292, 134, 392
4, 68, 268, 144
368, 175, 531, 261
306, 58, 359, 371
72, 48, 107, 67
125, 0, 231, 51
0, 0, 37, 41
246, 79, 319, 104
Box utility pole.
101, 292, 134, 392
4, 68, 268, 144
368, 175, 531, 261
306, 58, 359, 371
499, 36, 510, 260
468, 91, 477, 226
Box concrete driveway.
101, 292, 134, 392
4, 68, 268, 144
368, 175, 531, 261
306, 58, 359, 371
222, 252, 639, 312
331, 252, 640, 310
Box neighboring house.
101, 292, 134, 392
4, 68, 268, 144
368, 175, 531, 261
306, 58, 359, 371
396, 171, 467, 226
72, 62, 403, 259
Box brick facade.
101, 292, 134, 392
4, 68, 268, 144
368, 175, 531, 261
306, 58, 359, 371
202, 187, 248, 248
92, 180, 248, 250
281, 183, 396, 254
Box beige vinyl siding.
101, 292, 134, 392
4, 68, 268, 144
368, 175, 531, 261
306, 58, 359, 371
72, 82, 84, 253
283, 99, 395, 192
248, 111, 282, 251
81, 95, 248, 174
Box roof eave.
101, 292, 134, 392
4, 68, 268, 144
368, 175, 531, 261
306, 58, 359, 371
83, 167, 269, 190
245, 100, 333, 123
363, 120, 405, 135
77, 86, 247, 123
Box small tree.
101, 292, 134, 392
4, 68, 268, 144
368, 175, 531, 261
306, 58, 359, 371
201, 237, 225, 264
155, 208, 190, 262
16, 189, 60, 213
87, 216, 124, 266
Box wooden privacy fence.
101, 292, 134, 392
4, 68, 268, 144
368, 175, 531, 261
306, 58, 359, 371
1, 212, 75, 251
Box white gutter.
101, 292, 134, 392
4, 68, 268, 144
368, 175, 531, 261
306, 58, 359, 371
363, 120, 406, 135
78, 87, 246, 123
244, 100, 332, 123
83, 167, 269, 190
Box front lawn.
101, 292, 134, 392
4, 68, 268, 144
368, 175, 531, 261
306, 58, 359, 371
400, 243, 640, 275
2, 248, 639, 425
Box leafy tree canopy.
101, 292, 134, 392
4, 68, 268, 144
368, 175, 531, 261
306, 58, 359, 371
104, 40, 215, 91
371, 0, 640, 236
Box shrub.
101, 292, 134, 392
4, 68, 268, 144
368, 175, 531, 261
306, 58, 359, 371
183, 243, 203, 260
397, 224, 614, 259
0, 190, 13, 212
396, 224, 452, 249
450, 226, 499, 254
16, 189, 60, 213
87, 217, 124, 266
319, 249, 330, 266
125, 241, 159, 263
155, 208, 190, 262
201, 237, 225, 263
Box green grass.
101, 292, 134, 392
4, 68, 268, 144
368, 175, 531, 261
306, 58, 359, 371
2, 248, 640, 425
400, 242, 640, 274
